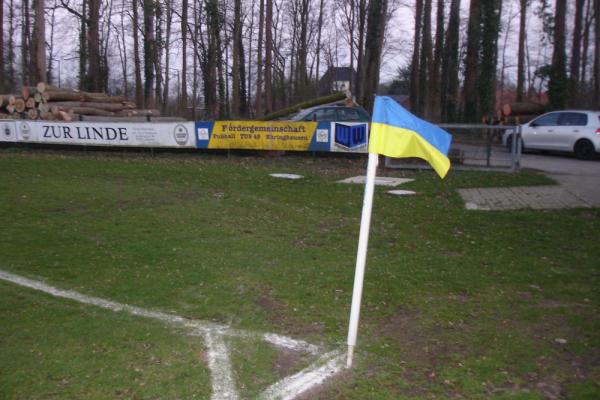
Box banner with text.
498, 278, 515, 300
13, 121, 196, 148
195, 120, 369, 152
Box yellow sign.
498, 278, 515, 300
208, 121, 317, 151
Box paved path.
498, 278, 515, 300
520, 153, 600, 207
458, 186, 590, 210
458, 150, 600, 210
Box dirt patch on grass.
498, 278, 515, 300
272, 348, 305, 379
255, 288, 326, 337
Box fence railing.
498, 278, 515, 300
385, 123, 523, 172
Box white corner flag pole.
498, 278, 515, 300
346, 152, 379, 368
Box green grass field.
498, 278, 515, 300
0, 149, 598, 399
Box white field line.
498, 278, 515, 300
201, 329, 240, 400
0, 269, 316, 352
0, 269, 344, 399
259, 351, 345, 400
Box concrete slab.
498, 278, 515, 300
458, 186, 590, 210
337, 176, 414, 186
387, 190, 416, 196
270, 173, 303, 180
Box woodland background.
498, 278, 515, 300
0, 0, 598, 121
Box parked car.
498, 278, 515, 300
290, 105, 370, 122
502, 110, 600, 160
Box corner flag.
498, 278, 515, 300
346, 96, 452, 368
369, 96, 452, 178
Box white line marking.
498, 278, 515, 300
263, 333, 320, 355
201, 329, 240, 400
259, 351, 345, 400
0, 269, 345, 399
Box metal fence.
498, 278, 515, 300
384, 123, 523, 172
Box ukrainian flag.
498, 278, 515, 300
369, 96, 452, 178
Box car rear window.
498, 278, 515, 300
559, 112, 588, 126
337, 108, 362, 121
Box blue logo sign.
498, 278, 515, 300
334, 123, 368, 149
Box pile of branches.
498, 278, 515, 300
0, 83, 163, 122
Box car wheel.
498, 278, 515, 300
574, 139, 595, 160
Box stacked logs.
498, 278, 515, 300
501, 101, 545, 124
0, 83, 165, 122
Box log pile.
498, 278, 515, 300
501, 101, 545, 124
0, 83, 169, 122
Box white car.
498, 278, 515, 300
503, 110, 600, 159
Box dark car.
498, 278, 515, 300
290, 105, 370, 122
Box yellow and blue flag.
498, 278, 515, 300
369, 96, 452, 178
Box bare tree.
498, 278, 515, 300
255, 0, 264, 115
362, 0, 388, 112
417, 0, 432, 116
315, 0, 326, 91
569, 0, 585, 105
440, 0, 460, 122
428, 0, 444, 120
162, 0, 173, 114
409, 0, 423, 113
264, 0, 273, 113
548, 0, 567, 109
143, 0, 156, 108
232, 0, 247, 117
0, 0, 4, 90
181, 0, 188, 112
463, 0, 481, 121
594, 0, 600, 104
516, 0, 527, 101
6, 0, 16, 90
46, 0, 59, 85
22, 0, 32, 86
132, 0, 143, 105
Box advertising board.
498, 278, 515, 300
13, 121, 196, 148
195, 120, 368, 152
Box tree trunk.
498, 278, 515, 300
295, 0, 311, 102
181, 0, 188, 113
440, 0, 460, 122
428, 0, 444, 121
315, 0, 325, 94
162, 0, 172, 114
203, 0, 219, 118
409, 0, 423, 113
0, 0, 4, 91
463, 0, 481, 121
79, 0, 87, 89
478, 0, 502, 118
143, 0, 156, 109
6, 0, 16, 91
569, 0, 585, 105
418, 0, 432, 117
46, 0, 58, 85
548, 0, 567, 109
155, 0, 163, 107
256, 0, 264, 116
362, 0, 388, 113
32, 0, 47, 83
87, 0, 102, 91
516, 0, 527, 102
594, 0, 600, 105
354, 0, 367, 102
132, 0, 143, 106
21, 0, 31, 86
264, 0, 273, 114
232, 0, 242, 117
580, 0, 593, 86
